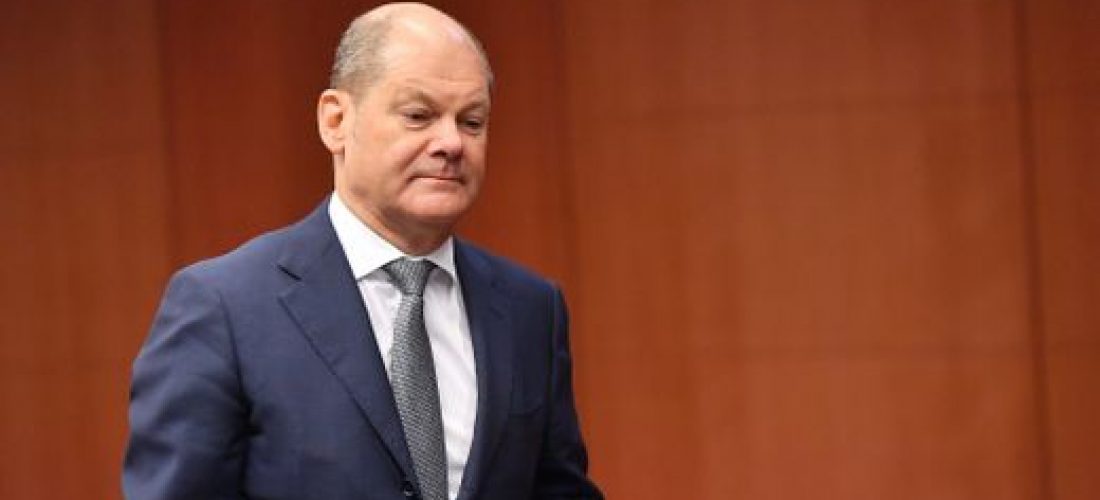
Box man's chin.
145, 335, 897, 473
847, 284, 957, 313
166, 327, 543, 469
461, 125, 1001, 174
403, 192, 475, 221
402, 203, 472, 229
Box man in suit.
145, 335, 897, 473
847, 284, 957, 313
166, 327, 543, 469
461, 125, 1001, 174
123, 3, 602, 499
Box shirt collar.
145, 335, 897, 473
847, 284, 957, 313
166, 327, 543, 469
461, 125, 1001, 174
328, 192, 457, 282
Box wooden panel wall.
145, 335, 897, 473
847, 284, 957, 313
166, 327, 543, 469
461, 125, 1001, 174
157, 0, 351, 264
555, 1, 1042, 498
0, 1, 1095, 499
1025, 1, 1100, 499
0, 1, 171, 497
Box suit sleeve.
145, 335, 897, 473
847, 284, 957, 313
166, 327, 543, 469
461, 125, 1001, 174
533, 287, 604, 499
123, 269, 248, 500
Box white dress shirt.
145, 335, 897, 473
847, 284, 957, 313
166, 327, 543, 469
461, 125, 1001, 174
328, 193, 477, 500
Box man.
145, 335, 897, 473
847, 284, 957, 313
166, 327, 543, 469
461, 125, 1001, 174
123, 3, 602, 499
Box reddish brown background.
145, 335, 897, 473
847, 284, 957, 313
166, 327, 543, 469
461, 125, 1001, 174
1, 1, 1096, 498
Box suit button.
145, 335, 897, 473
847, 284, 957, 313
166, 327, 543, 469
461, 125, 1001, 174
401, 481, 417, 498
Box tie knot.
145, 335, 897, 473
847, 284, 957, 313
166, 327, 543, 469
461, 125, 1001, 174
382, 258, 435, 296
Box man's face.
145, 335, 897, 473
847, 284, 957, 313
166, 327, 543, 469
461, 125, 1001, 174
334, 32, 490, 239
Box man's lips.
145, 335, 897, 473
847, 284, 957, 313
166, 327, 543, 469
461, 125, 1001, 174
414, 174, 463, 182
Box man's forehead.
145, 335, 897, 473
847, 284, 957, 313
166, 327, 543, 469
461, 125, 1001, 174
389, 82, 491, 106
382, 30, 482, 68
380, 43, 488, 93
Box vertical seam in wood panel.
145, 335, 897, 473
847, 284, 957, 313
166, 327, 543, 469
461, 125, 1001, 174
153, 1, 183, 270
547, 2, 582, 291
1011, 0, 1055, 498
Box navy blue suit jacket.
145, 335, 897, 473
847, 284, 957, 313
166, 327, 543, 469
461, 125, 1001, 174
124, 200, 602, 499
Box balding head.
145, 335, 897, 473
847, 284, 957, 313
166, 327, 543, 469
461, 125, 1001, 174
330, 2, 494, 98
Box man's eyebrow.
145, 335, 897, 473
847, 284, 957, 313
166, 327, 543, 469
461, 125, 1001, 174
393, 88, 435, 105
463, 100, 490, 114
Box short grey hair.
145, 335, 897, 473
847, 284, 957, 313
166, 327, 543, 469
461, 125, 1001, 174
329, 8, 495, 97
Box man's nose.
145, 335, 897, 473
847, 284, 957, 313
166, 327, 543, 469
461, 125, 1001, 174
429, 119, 463, 162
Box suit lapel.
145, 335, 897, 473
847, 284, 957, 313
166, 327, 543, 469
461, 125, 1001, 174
455, 241, 513, 500
270, 204, 515, 497
275, 201, 416, 482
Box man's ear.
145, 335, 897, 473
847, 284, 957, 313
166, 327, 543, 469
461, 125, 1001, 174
318, 89, 353, 155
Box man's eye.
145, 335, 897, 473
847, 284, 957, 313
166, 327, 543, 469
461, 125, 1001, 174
403, 110, 432, 124
461, 118, 486, 132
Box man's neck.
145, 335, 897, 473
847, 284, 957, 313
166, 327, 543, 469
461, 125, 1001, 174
337, 197, 452, 256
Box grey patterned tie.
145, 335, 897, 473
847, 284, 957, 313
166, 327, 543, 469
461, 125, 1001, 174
383, 258, 448, 500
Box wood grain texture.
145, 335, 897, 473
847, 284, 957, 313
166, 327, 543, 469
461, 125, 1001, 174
555, 1, 1043, 498
0, 1, 171, 497
156, 0, 348, 266
1024, 0, 1100, 498
0, 1, 1096, 498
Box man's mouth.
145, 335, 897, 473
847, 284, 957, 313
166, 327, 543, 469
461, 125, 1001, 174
414, 174, 463, 184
